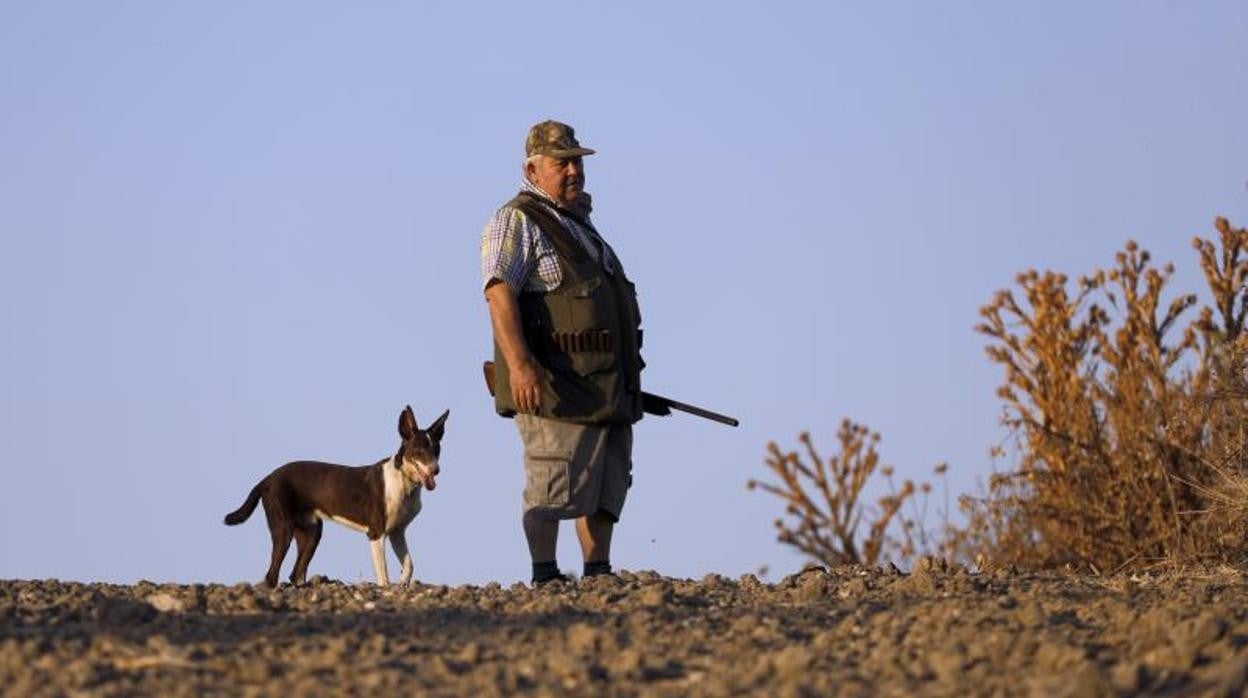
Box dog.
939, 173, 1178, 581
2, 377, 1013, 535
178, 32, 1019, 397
223, 405, 448, 588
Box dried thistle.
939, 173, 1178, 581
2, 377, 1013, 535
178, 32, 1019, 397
957, 217, 1248, 571
749, 420, 947, 568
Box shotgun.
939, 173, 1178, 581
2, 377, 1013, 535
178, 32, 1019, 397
482, 361, 739, 427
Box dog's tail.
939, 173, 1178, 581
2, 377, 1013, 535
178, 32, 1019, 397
223, 479, 266, 526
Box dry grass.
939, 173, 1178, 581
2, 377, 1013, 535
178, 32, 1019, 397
754, 217, 1248, 572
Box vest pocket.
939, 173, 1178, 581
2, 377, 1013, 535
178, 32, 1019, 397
563, 276, 601, 298
548, 276, 617, 376
569, 349, 615, 376
560, 276, 614, 328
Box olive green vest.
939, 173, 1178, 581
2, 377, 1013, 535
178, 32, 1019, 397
493, 191, 644, 424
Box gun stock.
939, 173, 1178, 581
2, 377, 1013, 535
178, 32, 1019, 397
482, 361, 738, 427
483, 360, 498, 397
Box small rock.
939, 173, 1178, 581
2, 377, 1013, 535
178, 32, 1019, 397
783, 565, 827, 586
1029, 662, 1110, 698
145, 593, 184, 613
94, 596, 156, 625
1179, 612, 1226, 649
798, 574, 830, 601
1144, 643, 1199, 672
838, 578, 869, 599
914, 556, 949, 575
771, 645, 813, 679
896, 571, 937, 596
1201, 656, 1248, 695
927, 647, 966, 681
610, 648, 644, 676
1018, 600, 1047, 627
640, 660, 680, 682
738, 574, 765, 595
1034, 642, 1087, 672
265, 592, 287, 612
455, 642, 481, 665
433, 655, 467, 677
638, 586, 669, 608
566, 623, 600, 654
1109, 661, 1145, 693
235, 593, 261, 613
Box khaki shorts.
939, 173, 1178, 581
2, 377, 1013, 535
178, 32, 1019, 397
515, 414, 633, 522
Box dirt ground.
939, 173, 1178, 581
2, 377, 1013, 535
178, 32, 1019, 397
3, 561, 1247, 696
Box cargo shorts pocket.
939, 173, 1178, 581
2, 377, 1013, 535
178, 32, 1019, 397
524, 450, 571, 510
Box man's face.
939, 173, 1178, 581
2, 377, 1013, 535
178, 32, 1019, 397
527, 155, 585, 208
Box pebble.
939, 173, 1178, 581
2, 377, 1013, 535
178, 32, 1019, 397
144, 593, 185, 613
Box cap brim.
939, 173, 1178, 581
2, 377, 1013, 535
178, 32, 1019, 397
545, 147, 596, 157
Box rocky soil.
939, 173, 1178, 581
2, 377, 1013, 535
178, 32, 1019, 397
3, 561, 1248, 696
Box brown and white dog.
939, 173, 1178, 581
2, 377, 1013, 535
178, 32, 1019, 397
223, 405, 448, 587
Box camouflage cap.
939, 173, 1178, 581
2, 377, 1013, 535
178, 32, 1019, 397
525, 120, 596, 158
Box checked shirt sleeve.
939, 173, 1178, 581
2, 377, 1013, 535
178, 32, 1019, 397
480, 206, 537, 293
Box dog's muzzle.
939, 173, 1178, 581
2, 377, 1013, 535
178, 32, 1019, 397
418, 462, 439, 491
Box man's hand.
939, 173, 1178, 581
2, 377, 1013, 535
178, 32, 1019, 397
484, 279, 543, 414
510, 356, 542, 414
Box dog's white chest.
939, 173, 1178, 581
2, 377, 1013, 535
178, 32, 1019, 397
383, 460, 422, 531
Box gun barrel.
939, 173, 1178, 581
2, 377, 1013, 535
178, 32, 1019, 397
647, 393, 739, 427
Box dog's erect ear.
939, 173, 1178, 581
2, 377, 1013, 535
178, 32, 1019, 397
428, 409, 449, 442
399, 404, 418, 440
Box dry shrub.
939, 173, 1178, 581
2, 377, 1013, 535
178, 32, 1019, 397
956, 216, 1248, 571
748, 421, 948, 567
753, 217, 1248, 573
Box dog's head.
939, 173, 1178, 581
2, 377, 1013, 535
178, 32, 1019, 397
396, 405, 448, 491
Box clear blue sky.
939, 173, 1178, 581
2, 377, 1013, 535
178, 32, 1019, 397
2, 2, 1245, 585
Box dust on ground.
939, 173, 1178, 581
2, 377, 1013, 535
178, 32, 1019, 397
3, 561, 1247, 696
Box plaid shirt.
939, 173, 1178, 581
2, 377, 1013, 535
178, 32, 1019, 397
480, 179, 619, 293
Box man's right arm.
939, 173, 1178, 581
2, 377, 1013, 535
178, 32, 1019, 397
484, 279, 543, 414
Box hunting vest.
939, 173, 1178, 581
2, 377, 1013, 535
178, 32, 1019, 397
493, 191, 644, 424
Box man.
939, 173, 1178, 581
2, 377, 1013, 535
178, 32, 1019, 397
480, 120, 644, 585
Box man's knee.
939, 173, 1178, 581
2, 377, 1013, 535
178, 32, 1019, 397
523, 506, 566, 524
524, 501, 592, 522
593, 507, 619, 525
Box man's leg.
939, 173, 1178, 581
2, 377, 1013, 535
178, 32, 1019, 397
578, 423, 630, 577
516, 414, 573, 583
523, 510, 559, 563
524, 512, 566, 583
575, 510, 613, 563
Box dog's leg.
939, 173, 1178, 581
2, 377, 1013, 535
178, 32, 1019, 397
369, 536, 390, 586
265, 521, 293, 589
389, 530, 413, 585
290, 520, 322, 586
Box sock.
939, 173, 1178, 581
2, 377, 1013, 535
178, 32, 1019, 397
532, 561, 561, 583
583, 560, 612, 577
